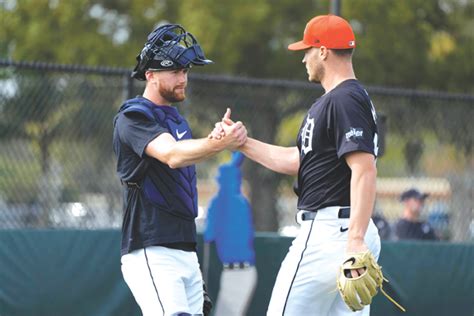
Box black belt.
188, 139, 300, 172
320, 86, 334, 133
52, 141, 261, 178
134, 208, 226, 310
223, 262, 253, 270
301, 207, 350, 221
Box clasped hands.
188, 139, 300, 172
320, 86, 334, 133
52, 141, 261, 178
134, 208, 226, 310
208, 108, 247, 150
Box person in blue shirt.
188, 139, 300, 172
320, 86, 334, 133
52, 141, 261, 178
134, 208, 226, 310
204, 152, 257, 316
113, 24, 247, 316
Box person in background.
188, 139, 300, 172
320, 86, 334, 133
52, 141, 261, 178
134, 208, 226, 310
204, 152, 257, 316
372, 209, 392, 240
394, 188, 438, 241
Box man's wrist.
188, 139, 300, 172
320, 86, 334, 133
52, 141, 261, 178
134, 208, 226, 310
207, 137, 224, 153
347, 234, 364, 241
239, 137, 252, 154
346, 237, 367, 253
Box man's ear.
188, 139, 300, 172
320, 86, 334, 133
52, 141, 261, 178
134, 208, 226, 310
145, 70, 156, 82
320, 46, 329, 60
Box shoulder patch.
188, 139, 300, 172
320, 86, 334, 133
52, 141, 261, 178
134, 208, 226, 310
345, 127, 364, 141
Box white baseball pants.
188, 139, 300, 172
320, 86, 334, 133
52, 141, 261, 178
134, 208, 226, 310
121, 246, 204, 316
267, 206, 381, 316
214, 266, 258, 316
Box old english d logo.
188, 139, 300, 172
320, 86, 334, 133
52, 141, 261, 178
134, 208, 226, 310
301, 115, 314, 155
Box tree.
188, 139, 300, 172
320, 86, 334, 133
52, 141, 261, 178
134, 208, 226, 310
2, 0, 472, 92
1, 0, 472, 231
345, 0, 474, 93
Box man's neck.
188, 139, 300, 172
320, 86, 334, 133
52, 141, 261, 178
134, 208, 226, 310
142, 88, 171, 106
321, 63, 356, 93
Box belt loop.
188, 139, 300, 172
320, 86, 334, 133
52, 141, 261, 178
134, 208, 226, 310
301, 211, 317, 221
338, 207, 350, 219
296, 210, 309, 224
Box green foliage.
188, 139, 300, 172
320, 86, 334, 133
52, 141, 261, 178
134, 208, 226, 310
0, 141, 41, 203
0, 69, 123, 204
276, 110, 305, 146
345, 0, 474, 93
1, 0, 177, 67
176, 0, 316, 78
2, 0, 472, 92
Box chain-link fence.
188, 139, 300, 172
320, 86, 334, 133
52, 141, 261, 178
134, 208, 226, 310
0, 60, 472, 242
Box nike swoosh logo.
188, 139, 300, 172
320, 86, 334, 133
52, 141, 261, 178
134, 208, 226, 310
340, 226, 349, 232
344, 257, 356, 265
176, 130, 187, 139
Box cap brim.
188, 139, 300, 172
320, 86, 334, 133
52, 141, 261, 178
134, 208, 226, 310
288, 40, 312, 51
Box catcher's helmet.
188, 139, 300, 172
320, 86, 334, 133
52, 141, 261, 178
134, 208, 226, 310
131, 24, 213, 80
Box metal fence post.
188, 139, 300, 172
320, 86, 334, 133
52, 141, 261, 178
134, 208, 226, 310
124, 74, 134, 100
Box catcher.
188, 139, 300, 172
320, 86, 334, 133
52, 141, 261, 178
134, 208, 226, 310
114, 24, 246, 316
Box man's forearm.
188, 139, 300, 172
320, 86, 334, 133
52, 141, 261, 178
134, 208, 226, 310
146, 134, 225, 169
164, 137, 224, 168
240, 138, 299, 175
348, 165, 377, 242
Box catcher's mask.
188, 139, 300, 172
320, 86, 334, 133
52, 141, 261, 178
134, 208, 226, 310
131, 24, 213, 80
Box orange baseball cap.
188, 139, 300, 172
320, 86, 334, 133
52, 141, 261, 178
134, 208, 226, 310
288, 14, 356, 51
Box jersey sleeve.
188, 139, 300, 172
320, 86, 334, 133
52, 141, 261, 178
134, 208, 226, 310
330, 94, 377, 159
116, 112, 168, 158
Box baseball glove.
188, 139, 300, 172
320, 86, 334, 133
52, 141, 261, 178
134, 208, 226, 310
203, 281, 213, 316
337, 251, 406, 312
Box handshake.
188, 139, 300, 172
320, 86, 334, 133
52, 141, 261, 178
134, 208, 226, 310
207, 108, 247, 150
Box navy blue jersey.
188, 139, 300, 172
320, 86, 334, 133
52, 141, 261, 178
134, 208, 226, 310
296, 79, 378, 211
113, 96, 198, 255
395, 219, 438, 241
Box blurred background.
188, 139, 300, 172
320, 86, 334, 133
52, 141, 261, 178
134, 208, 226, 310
1, 0, 473, 241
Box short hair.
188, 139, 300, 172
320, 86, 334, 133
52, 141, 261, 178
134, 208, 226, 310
330, 48, 354, 58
